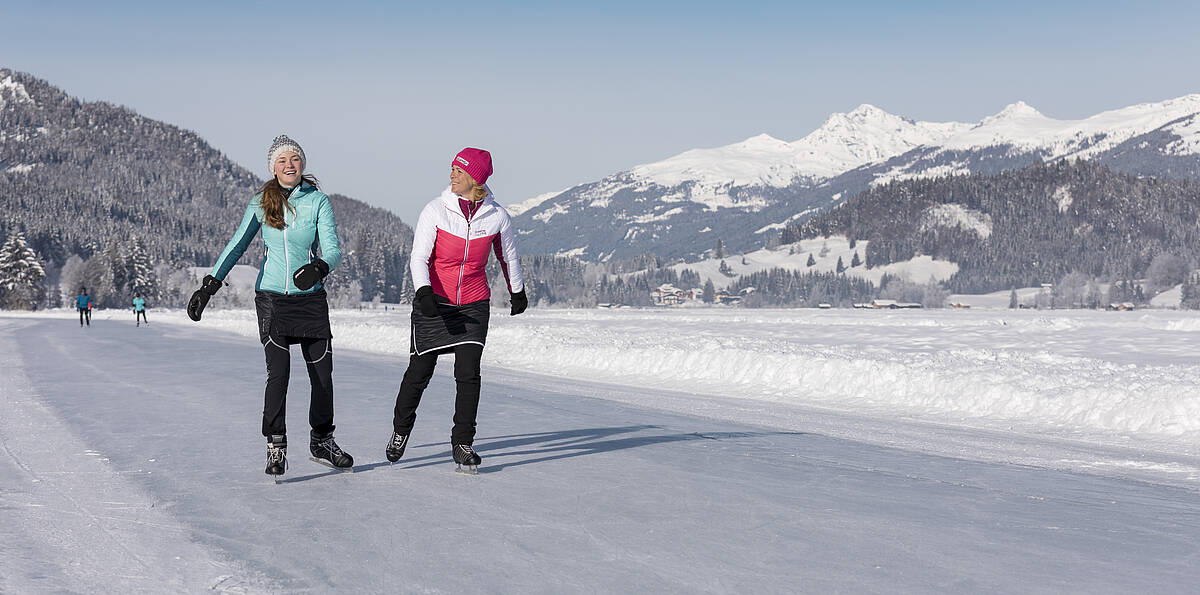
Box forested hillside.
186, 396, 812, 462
0, 68, 412, 307
798, 160, 1200, 293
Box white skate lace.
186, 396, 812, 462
314, 438, 343, 457
389, 434, 408, 449
267, 445, 287, 467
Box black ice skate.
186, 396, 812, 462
266, 434, 288, 482
452, 444, 481, 475
310, 433, 354, 472
385, 432, 409, 463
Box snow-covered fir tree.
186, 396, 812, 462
0, 232, 47, 310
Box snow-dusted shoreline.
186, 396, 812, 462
24, 306, 1200, 455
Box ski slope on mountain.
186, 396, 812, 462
3, 309, 1200, 593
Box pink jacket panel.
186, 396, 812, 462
411, 187, 525, 306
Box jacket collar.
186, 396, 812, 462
287, 181, 315, 200
438, 185, 496, 220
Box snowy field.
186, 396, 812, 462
3, 306, 1200, 592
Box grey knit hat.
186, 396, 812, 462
267, 134, 305, 175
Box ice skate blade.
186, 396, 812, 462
455, 464, 479, 475
310, 457, 354, 472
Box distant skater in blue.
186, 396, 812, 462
75, 287, 93, 327
132, 292, 148, 326
186, 134, 353, 480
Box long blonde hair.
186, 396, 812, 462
259, 174, 319, 229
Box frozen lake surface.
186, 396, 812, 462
3, 307, 1200, 593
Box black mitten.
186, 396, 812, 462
187, 275, 223, 322
415, 285, 446, 317
510, 290, 528, 316
292, 259, 330, 290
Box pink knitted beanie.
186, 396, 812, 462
452, 147, 493, 186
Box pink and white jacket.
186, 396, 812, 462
410, 187, 525, 305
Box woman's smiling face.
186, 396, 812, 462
274, 152, 303, 187
450, 165, 476, 198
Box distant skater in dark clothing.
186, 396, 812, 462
75, 288, 93, 327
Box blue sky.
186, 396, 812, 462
4, 1, 1198, 224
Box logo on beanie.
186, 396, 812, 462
455, 156, 470, 167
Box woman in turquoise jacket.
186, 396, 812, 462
75, 288, 92, 327
132, 293, 147, 326
187, 134, 353, 478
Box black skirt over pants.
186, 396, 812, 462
255, 290, 335, 439
394, 299, 490, 445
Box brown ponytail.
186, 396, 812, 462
258, 174, 320, 229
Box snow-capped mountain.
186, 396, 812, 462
872, 95, 1200, 186
627, 105, 969, 194
511, 96, 1200, 261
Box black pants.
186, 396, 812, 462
135, 310, 147, 323
78, 308, 90, 326
262, 336, 335, 439
392, 343, 484, 445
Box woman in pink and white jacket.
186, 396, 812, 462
386, 147, 526, 473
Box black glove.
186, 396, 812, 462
414, 285, 448, 317
187, 275, 223, 322
292, 259, 330, 291
510, 290, 527, 315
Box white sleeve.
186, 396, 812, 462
409, 202, 437, 290
494, 210, 524, 293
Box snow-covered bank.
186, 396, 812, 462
75, 306, 1200, 454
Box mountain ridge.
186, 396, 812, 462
511, 95, 1200, 261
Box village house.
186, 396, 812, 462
652, 283, 686, 306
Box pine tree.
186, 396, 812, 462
850, 252, 861, 268
1182, 272, 1200, 309
125, 237, 158, 300
836, 256, 845, 274
0, 232, 47, 310
1008, 289, 1018, 309
77, 254, 115, 306
702, 279, 715, 304
101, 242, 128, 306
806, 253, 816, 267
